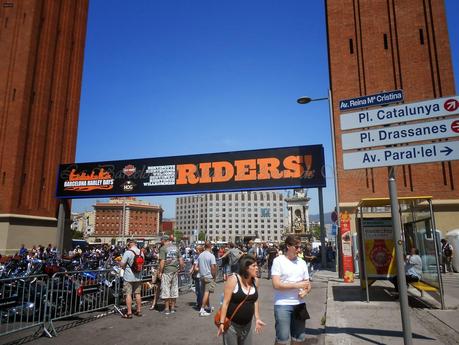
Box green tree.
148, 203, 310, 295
310, 224, 321, 240
174, 229, 183, 242
71, 229, 84, 239
198, 231, 206, 241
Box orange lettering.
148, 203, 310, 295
303, 155, 314, 178
198, 162, 212, 183
234, 159, 257, 181
212, 161, 234, 182
257, 157, 283, 180
283, 155, 304, 178
176, 164, 199, 184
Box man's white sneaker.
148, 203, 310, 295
200, 311, 211, 317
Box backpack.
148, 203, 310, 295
443, 244, 453, 257
229, 248, 243, 266
129, 250, 144, 272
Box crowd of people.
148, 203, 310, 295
118, 235, 313, 345
6, 235, 455, 344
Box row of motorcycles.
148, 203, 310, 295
0, 253, 157, 327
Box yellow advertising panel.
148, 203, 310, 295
363, 219, 397, 279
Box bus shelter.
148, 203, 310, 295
355, 196, 445, 309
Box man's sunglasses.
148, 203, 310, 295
289, 245, 302, 249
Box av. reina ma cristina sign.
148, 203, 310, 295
56, 145, 326, 199
339, 90, 404, 112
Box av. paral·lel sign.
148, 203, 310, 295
56, 145, 326, 199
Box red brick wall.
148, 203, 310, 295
0, 0, 89, 217
326, 0, 457, 203
94, 204, 161, 237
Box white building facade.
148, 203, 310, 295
71, 211, 95, 239
176, 191, 285, 242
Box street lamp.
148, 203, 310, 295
297, 90, 340, 271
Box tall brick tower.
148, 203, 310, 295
0, 0, 89, 254
326, 0, 458, 232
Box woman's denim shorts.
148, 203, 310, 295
273, 304, 307, 344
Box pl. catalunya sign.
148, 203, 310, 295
340, 95, 459, 170
56, 145, 326, 199
341, 96, 459, 130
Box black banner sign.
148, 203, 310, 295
56, 145, 326, 199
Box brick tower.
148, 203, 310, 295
0, 0, 89, 254
326, 0, 458, 232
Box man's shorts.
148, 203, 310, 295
161, 272, 179, 299
201, 277, 216, 293
123, 281, 142, 295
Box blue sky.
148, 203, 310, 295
72, 0, 459, 218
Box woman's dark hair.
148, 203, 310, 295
285, 235, 301, 247
238, 255, 257, 279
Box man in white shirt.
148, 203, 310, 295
271, 235, 311, 345
390, 247, 422, 292
120, 239, 143, 318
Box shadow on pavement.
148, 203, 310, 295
325, 326, 435, 341
332, 286, 395, 302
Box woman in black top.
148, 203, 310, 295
217, 255, 266, 345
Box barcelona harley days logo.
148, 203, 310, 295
63, 168, 114, 192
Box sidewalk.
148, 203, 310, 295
318, 270, 459, 345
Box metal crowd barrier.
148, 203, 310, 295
216, 265, 225, 282
46, 269, 117, 336
139, 264, 157, 300
178, 272, 192, 293
0, 274, 50, 337
0, 262, 216, 340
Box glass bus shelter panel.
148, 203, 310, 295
403, 218, 440, 289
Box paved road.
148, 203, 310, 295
3, 276, 327, 345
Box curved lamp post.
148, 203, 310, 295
297, 90, 339, 272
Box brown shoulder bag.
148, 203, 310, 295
214, 286, 251, 332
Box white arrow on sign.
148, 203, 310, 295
340, 95, 459, 130
343, 141, 459, 170
342, 117, 459, 150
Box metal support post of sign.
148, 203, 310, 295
428, 199, 445, 310
318, 187, 327, 268
388, 166, 413, 345
56, 200, 66, 256
360, 206, 370, 303
328, 89, 342, 277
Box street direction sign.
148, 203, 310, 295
342, 117, 459, 150
340, 95, 459, 130
339, 90, 404, 112
343, 141, 459, 170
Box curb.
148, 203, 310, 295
324, 280, 352, 345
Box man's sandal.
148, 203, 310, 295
134, 311, 142, 317
122, 314, 133, 319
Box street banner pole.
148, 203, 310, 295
56, 200, 65, 256
388, 166, 413, 345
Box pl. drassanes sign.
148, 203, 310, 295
56, 145, 326, 199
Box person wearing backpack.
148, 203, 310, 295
441, 239, 454, 273
120, 239, 144, 318
158, 235, 184, 315
220, 242, 244, 276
